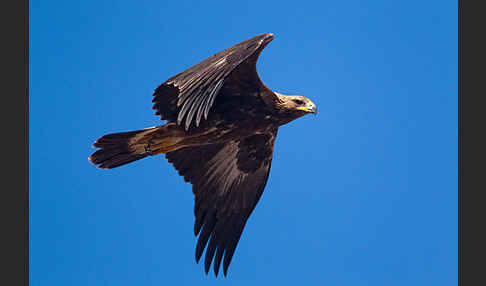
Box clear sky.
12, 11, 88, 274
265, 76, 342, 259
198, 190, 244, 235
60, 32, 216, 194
30, 1, 457, 285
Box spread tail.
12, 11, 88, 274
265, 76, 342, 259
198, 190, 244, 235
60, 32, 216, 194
89, 125, 184, 169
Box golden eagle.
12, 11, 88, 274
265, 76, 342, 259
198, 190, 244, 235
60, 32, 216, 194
89, 33, 317, 276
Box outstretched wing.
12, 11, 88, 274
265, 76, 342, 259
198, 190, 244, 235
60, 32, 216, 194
152, 33, 278, 130
165, 131, 278, 276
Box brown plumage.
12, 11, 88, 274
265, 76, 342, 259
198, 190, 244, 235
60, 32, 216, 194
89, 33, 317, 276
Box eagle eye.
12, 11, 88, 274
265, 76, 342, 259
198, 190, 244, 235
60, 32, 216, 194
293, 99, 304, 105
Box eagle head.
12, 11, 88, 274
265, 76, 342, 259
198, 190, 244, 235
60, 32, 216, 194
274, 93, 317, 122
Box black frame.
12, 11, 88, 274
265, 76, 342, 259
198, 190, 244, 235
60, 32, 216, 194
4, 0, 29, 285
459, 0, 486, 285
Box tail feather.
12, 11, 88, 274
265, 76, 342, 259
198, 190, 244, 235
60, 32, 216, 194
89, 125, 186, 169
89, 128, 155, 169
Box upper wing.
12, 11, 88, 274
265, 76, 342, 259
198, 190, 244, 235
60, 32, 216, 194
165, 131, 278, 276
152, 33, 278, 130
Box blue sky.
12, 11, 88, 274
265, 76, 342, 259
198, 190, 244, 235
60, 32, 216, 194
30, 1, 457, 285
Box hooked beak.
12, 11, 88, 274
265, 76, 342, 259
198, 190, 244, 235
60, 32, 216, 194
306, 101, 317, 115
310, 104, 317, 115
295, 99, 317, 115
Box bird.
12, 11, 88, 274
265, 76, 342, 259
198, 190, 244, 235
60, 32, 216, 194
89, 33, 317, 276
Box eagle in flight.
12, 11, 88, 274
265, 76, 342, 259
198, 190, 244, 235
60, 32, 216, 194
89, 33, 317, 276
